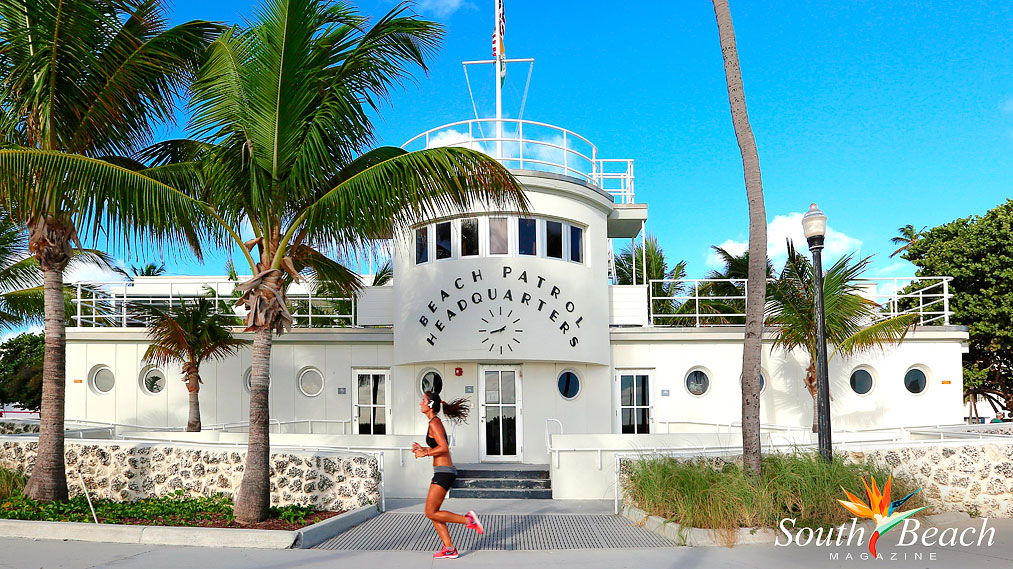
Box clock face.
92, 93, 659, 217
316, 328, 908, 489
478, 306, 523, 355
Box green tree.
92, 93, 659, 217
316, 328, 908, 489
902, 199, 1013, 414
711, 0, 767, 477
613, 234, 687, 319
142, 297, 245, 432
0, 0, 219, 502
174, 0, 525, 522
767, 243, 917, 433
889, 224, 925, 259
0, 332, 44, 412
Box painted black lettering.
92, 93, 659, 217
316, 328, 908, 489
441, 290, 450, 301
537, 299, 547, 311
446, 309, 457, 321
549, 309, 559, 322
419, 315, 429, 327
503, 266, 512, 278
537, 276, 546, 288
570, 337, 579, 347
550, 285, 560, 298
559, 321, 570, 334
487, 288, 498, 301
427, 333, 438, 346
472, 269, 483, 282
521, 292, 531, 305
518, 271, 528, 283
503, 289, 513, 301
472, 292, 483, 304
565, 301, 575, 312
455, 277, 464, 290
435, 320, 445, 332
575, 316, 583, 328
457, 299, 468, 311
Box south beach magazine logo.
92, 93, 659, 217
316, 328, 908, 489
775, 476, 995, 561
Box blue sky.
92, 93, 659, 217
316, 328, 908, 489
78, 0, 1013, 282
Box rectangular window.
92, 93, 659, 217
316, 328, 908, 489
518, 218, 537, 256
415, 226, 429, 264
461, 218, 479, 256
489, 218, 509, 255
618, 373, 650, 434
570, 225, 583, 263
546, 221, 563, 259
436, 221, 452, 260
355, 370, 388, 435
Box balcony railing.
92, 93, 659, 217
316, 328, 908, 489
402, 118, 635, 204
71, 280, 357, 328
647, 276, 953, 327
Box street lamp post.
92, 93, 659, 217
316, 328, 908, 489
802, 203, 832, 463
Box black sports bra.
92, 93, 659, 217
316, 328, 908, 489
426, 417, 439, 448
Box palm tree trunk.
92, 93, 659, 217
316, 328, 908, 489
183, 362, 201, 432
712, 0, 767, 478
234, 326, 272, 523
23, 262, 69, 501
805, 360, 819, 433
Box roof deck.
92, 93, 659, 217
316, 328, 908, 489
402, 118, 635, 205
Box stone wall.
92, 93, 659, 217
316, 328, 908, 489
0, 437, 379, 512
844, 443, 1013, 518
0, 421, 38, 435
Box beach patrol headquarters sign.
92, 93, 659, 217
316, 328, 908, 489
393, 260, 609, 365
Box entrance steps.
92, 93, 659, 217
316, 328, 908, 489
450, 464, 552, 499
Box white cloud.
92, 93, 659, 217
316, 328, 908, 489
416, 0, 470, 18
704, 211, 863, 272
65, 262, 127, 284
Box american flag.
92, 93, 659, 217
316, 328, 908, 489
493, 0, 506, 81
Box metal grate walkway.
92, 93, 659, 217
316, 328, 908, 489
314, 512, 672, 551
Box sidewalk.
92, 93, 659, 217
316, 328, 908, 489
2, 514, 1012, 568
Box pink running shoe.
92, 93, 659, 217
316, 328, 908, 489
465, 511, 484, 535
434, 546, 459, 559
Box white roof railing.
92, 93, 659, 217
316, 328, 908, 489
402, 118, 635, 204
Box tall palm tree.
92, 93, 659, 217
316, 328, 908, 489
613, 234, 687, 318
711, 0, 767, 478
693, 245, 773, 325
116, 262, 167, 279
767, 243, 918, 433
0, 0, 219, 501
176, 0, 526, 522
889, 224, 926, 258
142, 297, 245, 432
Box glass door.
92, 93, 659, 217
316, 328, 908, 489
354, 370, 389, 435
617, 371, 651, 433
480, 367, 521, 461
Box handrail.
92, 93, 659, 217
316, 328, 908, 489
545, 418, 563, 451
402, 118, 635, 204
647, 276, 954, 327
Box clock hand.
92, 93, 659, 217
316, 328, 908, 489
490, 326, 507, 333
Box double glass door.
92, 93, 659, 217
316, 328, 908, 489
480, 367, 521, 461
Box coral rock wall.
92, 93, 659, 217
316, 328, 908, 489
0, 421, 39, 435
0, 438, 379, 512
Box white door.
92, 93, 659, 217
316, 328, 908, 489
353, 369, 390, 435
479, 366, 522, 462
615, 370, 652, 433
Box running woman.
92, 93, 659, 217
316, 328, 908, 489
413, 391, 484, 559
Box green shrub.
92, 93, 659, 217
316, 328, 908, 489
625, 452, 926, 530
0, 467, 26, 501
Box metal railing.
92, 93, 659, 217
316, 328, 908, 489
71, 280, 357, 328
648, 276, 953, 327
402, 118, 635, 204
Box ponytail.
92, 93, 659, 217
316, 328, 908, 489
425, 392, 471, 424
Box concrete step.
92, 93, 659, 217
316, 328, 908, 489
452, 477, 551, 490
456, 468, 549, 480
448, 488, 553, 500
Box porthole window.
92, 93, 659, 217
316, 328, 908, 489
90, 366, 115, 394
298, 368, 324, 397
850, 368, 875, 395
140, 368, 165, 395
739, 372, 766, 394
243, 368, 272, 392
904, 367, 928, 394
420, 369, 443, 396
557, 370, 581, 400
686, 369, 710, 396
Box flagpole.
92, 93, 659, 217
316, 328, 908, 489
494, 0, 502, 160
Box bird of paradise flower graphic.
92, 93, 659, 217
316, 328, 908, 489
838, 476, 926, 557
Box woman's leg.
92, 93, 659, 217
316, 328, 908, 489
425, 482, 469, 547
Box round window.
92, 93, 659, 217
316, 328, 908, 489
243, 368, 272, 392
298, 368, 324, 397
740, 372, 766, 393
686, 370, 710, 396
557, 371, 580, 400
91, 367, 115, 394
904, 368, 927, 394
140, 368, 165, 394
420, 370, 443, 395
850, 369, 874, 395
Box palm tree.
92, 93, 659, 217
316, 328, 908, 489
142, 297, 245, 432
693, 245, 773, 325
176, 0, 526, 522
0, 0, 219, 501
711, 0, 767, 478
889, 224, 926, 258
766, 243, 918, 433
613, 234, 687, 319
116, 262, 167, 279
